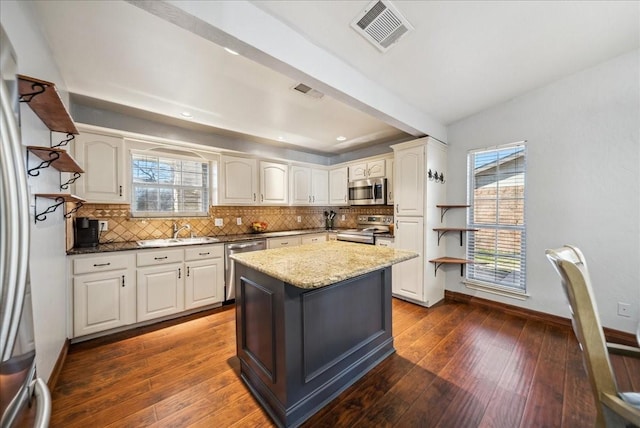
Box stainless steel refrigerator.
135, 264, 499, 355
0, 24, 52, 427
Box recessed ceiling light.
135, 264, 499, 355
336, 136, 347, 141
224, 47, 239, 56
180, 111, 193, 118
277, 136, 286, 141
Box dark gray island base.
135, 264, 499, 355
234, 264, 394, 428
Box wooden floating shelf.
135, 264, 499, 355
18, 74, 79, 134
27, 146, 84, 174
433, 227, 479, 246
429, 257, 474, 276
34, 193, 85, 223
35, 193, 85, 203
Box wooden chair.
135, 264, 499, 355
546, 245, 640, 427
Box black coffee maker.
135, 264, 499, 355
74, 217, 99, 247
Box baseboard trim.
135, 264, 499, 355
48, 338, 70, 391
445, 290, 637, 347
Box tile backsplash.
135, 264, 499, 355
72, 204, 393, 246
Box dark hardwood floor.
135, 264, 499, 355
50, 298, 640, 427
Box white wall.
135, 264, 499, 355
1, 1, 69, 381
444, 50, 640, 334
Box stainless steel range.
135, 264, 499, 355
336, 215, 393, 245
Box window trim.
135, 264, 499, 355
129, 149, 211, 218
465, 141, 527, 297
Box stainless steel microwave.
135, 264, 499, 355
348, 178, 387, 205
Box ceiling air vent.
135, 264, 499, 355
351, 0, 414, 53
292, 83, 324, 99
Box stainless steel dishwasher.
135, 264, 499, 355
224, 239, 267, 302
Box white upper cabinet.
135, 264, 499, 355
259, 161, 288, 205
366, 159, 386, 178
290, 165, 312, 205
219, 155, 258, 205
329, 166, 348, 206
290, 166, 328, 205
394, 145, 425, 216
311, 168, 329, 205
74, 132, 126, 203
348, 158, 386, 181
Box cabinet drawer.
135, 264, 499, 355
74, 254, 131, 275
137, 249, 183, 267
184, 244, 223, 261
301, 234, 326, 245
267, 236, 301, 249
375, 238, 395, 248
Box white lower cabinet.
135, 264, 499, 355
184, 245, 224, 310
392, 217, 424, 301
71, 253, 135, 337
70, 244, 225, 338
137, 262, 184, 322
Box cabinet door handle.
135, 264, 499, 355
261, 194, 264, 202
178, 268, 181, 279
122, 275, 125, 287
396, 204, 399, 213
253, 193, 256, 201
396, 220, 399, 230
312, 195, 315, 203
198, 252, 210, 256
309, 196, 311, 203
154, 256, 168, 261
187, 267, 190, 277
93, 262, 111, 267
119, 185, 123, 197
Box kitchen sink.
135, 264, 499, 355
137, 236, 220, 247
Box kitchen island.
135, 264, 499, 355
230, 241, 417, 428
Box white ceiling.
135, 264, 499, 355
30, 0, 639, 155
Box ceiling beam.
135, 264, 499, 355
128, 0, 447, 143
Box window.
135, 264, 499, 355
466, 142, 526, 293
131, 152, 210, 217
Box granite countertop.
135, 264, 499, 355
230, 240, 417, 289
67, 228, 349, 255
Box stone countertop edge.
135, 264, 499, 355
230, 241, 417, 289
66, 228, 354, 255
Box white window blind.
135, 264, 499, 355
466, 143, 526, 292
131, 152, 210, 217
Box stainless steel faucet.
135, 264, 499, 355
173, 223, 191, 239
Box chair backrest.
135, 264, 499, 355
545, 245, 619, 420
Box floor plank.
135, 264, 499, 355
50, 299, 638, 428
